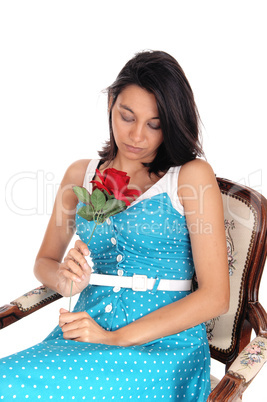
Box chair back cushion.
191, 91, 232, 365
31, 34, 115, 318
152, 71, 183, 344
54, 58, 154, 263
204, 178, 267, 361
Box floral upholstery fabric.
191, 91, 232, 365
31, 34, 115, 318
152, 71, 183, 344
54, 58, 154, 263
229, 336, 267, 384
11, 286, 59, 311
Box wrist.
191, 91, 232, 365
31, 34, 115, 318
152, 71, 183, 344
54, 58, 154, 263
106, 329, 125, 347
108, 327, 136, 347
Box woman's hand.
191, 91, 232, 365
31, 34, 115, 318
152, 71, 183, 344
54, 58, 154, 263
56, 239, 91, 297
59, 308, 116, 344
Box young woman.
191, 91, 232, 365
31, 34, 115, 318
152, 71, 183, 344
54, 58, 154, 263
0, 50, 229, 400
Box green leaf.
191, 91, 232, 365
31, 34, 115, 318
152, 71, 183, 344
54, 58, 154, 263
103, 190, 115, 200
102, 199, 127, 217
77, 204, 94, 221
91, 188, 106, 211
73, 186, 90, 204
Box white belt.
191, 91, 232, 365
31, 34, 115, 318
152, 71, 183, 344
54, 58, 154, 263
89, 273, 192, 292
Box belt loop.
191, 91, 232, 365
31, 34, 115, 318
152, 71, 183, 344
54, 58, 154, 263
151, 277, 161, 294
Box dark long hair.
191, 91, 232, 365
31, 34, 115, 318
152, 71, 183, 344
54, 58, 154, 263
99, 50, 204, 174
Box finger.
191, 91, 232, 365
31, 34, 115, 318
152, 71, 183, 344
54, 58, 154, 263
67, 258, 84, 276
59, 263, 82, 283
62, 319, 91, 340
59, 311, 74, 327
61, 321, 80, 333
65, 260, 84, 282
58, 309, 70, 327
59, 311, 88, 326
62, 328, 87, 341
65, 254, 91, 281
75, 239, 90, 256
66, 248, 90, 271
66, 248, 89, 269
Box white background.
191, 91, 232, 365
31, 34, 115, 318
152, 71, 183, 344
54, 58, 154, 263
0, 1, 266, 400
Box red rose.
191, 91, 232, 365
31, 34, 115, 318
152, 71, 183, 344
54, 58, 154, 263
91, 168, 140, 206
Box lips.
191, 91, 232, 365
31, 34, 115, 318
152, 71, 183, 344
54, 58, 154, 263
125, 144, 143, 153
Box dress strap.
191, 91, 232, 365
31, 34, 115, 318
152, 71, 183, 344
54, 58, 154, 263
82, 159, 100, 191
166, 166, 184, 216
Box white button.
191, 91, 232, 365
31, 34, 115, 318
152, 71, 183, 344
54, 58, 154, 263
116, 254, 123, 262
105, 304, 112, 313
111, 237, 117, 245
113, 286, 121, 293
106, 218, 111, 225
117, 269, 124, 276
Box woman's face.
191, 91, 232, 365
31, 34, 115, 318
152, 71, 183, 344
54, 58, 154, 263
111, 85, 163, 163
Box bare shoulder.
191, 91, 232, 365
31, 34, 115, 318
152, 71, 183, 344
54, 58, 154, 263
178, 159, 220, 206
179, 158, 217, 187
62, 159, 91, 187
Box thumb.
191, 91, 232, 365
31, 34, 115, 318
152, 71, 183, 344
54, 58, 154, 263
60, 308, 69, 314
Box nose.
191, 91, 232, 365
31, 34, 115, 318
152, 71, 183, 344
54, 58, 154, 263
129, 123, 145, 143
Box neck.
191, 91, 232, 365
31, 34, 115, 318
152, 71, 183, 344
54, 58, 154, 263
108, 155, 149, 178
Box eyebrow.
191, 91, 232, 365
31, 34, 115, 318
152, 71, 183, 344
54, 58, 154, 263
119, 103, 160, 119
119, 103, 134, 114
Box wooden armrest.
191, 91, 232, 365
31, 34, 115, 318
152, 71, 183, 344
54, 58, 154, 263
208, 371, 245, 401
209, 301, 267, 401
0, 286, 62, 330
247, 301, 267, 337
208, 335, 267, 401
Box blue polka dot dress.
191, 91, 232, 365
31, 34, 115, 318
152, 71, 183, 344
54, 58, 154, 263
0, 159, 211, 400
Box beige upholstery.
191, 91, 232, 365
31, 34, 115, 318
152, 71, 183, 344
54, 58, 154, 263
206, 192, 257, 352
210, 374, 220, 391
229, 336, 267, 384
11, 286, 59, 312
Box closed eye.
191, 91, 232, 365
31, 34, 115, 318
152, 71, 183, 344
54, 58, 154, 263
148, 121, 161, 130
120, 113, 134, 123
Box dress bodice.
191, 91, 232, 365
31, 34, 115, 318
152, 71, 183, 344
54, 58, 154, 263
0, 162, 211, 402
75, 159, 195, 281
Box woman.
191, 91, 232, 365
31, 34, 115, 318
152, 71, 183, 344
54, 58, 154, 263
0, 51, 229, 400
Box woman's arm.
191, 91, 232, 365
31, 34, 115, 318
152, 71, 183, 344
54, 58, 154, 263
34, 159, 92, 296
59, 159, 230, 346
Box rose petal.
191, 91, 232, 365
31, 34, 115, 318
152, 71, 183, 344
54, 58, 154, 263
112, 190, 131, 206
91, 167, 141, 207
124, 189, 141, 198
90, 180, 111, 194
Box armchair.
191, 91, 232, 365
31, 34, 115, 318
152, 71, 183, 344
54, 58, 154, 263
1, 177, 266, 401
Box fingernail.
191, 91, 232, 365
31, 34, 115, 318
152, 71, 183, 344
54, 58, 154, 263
83, 249, 89, 256
74, 277, 81, 282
